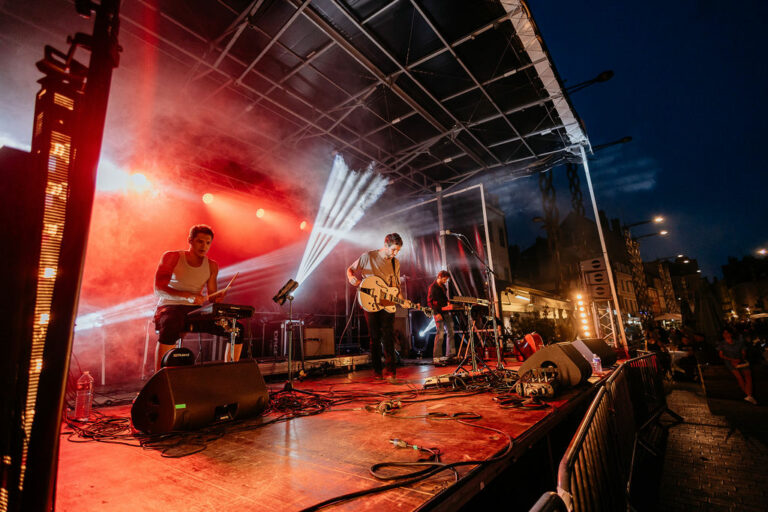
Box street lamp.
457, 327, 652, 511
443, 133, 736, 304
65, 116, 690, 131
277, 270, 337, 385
624, 216, 665, 230
633, 230, 669, 241
565, 70, 614, 94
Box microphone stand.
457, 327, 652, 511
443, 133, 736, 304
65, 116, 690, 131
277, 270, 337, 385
451, 233, 504, 370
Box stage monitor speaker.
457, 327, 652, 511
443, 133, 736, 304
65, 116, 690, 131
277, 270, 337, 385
572, 338, 618, 367
131, 360, 269, 434
518, 342, 593, 387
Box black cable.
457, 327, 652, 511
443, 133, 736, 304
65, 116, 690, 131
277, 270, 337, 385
299, 412, 515, 512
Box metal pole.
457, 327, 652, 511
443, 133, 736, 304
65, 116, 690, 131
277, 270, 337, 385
479, 184, 503, 367
436, 184, 447, 268
579, 146, 629, 355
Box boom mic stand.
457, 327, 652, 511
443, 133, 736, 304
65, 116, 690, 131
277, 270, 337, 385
451, 233, 504, 370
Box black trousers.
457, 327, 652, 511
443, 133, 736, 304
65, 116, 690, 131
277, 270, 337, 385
364, 309, 396, 376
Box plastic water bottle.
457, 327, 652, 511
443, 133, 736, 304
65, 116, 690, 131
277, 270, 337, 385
591, 354, 603, 374
74, 371, 94, 421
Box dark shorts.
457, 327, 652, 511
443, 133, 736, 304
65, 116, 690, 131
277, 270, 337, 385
154, 305, 244, 346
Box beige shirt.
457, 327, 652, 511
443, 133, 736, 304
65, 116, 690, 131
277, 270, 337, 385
352, 250, 400, 290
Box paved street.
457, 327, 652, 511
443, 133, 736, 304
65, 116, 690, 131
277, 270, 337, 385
658, 379, 768, 511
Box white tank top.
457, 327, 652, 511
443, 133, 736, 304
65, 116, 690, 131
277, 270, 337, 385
157, 251, 211, 306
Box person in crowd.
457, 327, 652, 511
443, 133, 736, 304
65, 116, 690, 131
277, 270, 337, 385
718, 326, 756, 404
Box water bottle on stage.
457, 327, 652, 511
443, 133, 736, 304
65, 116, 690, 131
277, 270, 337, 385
74, 371, 94, 421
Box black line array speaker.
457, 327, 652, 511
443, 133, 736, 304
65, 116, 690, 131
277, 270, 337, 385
518, 342, 593, 387
574, 338, 618, 367
131, 360, 269, 434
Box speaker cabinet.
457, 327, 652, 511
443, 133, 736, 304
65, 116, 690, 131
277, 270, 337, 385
572, 338, 618, 367
518, 342, 593, 387
304, 327, 335, 357
131, 360, 269, 434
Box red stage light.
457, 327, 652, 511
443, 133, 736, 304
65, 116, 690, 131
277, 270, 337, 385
256, 208, 265, 218
300, 221, 307, 230
202, 193, 214, 204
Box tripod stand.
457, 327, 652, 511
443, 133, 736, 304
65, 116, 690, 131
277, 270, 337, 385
453, 304, 492, 374
450, 233, 504, 370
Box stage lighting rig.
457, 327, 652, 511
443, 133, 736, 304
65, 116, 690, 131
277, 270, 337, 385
272, 278, 299, 305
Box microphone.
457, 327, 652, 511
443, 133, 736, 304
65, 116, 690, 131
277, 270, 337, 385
440, 229, 462, 237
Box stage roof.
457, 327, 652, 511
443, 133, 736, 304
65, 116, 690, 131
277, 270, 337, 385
4, 0, 589, 198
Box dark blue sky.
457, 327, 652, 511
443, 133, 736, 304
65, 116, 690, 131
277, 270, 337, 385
503, 0, 768, 277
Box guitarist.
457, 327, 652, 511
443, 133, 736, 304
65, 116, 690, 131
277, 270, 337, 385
346, 233, 403, 382
428, 270, 456, 366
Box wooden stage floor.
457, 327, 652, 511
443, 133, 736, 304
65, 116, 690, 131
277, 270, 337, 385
55, 360, 602, 511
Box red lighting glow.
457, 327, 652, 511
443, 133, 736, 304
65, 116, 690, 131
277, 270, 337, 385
202, 193, 214, 204
256, 208, 265, 218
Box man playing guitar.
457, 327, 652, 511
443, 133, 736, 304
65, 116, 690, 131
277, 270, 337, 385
346, 233, 403, 382
153, 224, 240, 370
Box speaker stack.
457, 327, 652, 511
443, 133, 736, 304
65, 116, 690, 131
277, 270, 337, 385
517, 337, 618, 390
131, 360, 269, 434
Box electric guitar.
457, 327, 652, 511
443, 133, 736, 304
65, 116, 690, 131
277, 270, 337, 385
357, 275, 432, 317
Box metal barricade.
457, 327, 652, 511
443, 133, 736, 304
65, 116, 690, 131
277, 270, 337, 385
529, 491, 568, 512
556, 387, 626, 511
554, 353, 681, 512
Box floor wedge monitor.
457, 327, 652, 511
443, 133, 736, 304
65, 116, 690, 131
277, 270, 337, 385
518, 342, 593, 387
131, 360, 269, 434
572, 337, 618, 367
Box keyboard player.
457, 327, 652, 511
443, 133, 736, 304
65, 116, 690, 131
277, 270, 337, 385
153, 224, 242, 370
428, 270, 456, 365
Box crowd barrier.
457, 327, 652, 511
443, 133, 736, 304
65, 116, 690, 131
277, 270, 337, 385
530, 353, 681, 512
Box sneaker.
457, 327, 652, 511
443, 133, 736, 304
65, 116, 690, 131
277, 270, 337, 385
745, 395, 758, 405
433, 358, 446, 367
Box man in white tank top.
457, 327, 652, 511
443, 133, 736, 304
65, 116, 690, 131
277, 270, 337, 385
153, 224, 241, 370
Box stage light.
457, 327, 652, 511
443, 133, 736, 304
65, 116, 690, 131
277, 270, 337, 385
576, 294, 583, 300
272, 278, 299, 306
295, 155, 387, 284
129, 173, 151, 192
202, 193, 214, 204
420, 318, 436, 337
515, 294, 530, 301
42, 268, 57, 278
300, 221, 307, 230
256, 208, 265, 218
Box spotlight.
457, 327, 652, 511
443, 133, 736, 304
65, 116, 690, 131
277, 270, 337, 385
256, 208, 265, 218
295, 155, 387, 283
272, 278, 299, 306
300, 221, 307, 230
202, 193, 214, 204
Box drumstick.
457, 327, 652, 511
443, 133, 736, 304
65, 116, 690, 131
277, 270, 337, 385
207, 272, 239, 299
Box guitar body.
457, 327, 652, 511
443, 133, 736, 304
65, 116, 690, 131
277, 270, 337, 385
357, 275, 398, 313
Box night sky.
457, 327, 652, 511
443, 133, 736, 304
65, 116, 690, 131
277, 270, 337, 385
501, 0, 768, 278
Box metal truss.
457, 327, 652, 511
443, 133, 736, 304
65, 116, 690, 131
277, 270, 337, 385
116, 0, 586, 197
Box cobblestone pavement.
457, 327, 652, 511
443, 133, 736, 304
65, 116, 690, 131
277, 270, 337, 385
658, 382, 768, 511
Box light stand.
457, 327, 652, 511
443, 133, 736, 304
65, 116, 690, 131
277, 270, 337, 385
273, 279, 299, 391
451, 233, 504, 370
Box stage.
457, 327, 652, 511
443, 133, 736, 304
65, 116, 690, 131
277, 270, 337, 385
55, 360, 605, 511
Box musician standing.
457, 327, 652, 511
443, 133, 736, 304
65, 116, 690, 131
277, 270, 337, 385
346, 233, 403, 382
428, 270, 456, 365
153, 224, 240, 370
